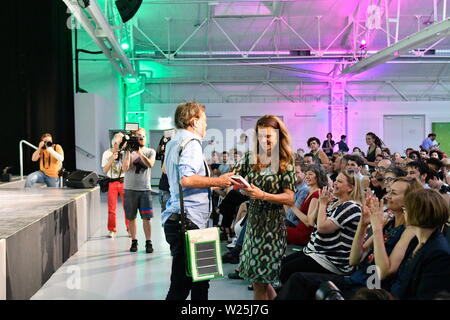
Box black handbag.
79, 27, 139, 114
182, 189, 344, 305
98, 176, 111, 193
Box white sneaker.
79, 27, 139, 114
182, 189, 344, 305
108, 231, 116, 238
227, 237, 237, 249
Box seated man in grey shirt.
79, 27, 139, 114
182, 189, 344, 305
123, 127, 156, 253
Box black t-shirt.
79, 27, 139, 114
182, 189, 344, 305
158, 172, 170, 191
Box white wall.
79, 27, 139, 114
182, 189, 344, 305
347, 101, 450, 155
74, 93, 121, 174
144, 102, 329, 152
142, 101, 450, 159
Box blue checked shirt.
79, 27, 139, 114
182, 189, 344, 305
161, 129, 211, 229
285, 183, 309, 226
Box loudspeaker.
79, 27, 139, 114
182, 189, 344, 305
65, 170, 99, 189
115, 0, 143, 23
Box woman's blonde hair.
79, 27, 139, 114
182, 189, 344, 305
250, 115, 294, 174
339, 171, 365, 204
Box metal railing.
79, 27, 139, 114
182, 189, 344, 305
76, 146, 95, 159
19, 140, 38, 180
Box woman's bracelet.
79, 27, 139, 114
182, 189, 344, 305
261, 192, 266, 201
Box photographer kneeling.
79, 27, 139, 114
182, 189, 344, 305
122, 128, 156, 253
25, 133, 64, 188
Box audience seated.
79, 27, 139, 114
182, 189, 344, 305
286, 165, 328, 246
276, 177, 422, 300
211, 131, 450, 300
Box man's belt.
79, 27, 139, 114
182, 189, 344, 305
168, 213, 198, 230
109, 177, 124, 183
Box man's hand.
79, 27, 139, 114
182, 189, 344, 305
38, 141, 45, 150
215, 172, 239, 188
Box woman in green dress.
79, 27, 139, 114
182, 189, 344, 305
233, 115, 296, 300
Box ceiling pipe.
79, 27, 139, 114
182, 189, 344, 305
62, 0, 136, 76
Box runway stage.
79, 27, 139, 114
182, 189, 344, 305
0, 182, 100, 300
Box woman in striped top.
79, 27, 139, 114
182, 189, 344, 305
279, 171, 363, 284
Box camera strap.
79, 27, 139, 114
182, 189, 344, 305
177, 137, 204, 234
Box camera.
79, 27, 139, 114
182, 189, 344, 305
42, 141, 53, 149
315, 281, 345, 300
119, 134, 141, 152
156, 129, 176, 161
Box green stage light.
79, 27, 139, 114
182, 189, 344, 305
121, 42, 130, 50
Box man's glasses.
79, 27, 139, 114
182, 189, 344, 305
383, 177, 394, 183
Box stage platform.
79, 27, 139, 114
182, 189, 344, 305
0, 181, 100, 300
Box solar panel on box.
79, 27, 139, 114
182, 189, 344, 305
185, 228, 224, 282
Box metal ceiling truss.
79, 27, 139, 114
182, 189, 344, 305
63, 0, 136, 76
341, 17, 450, 77
133, 0, 450, 64
143, 79, 450, 104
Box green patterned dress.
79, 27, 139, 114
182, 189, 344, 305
234, 153, 296, 284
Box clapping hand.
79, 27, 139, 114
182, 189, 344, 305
367, 195, 385, 232
318, 186, 333, 205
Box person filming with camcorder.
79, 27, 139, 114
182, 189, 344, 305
122, 127, 156, 253
25, 133, 64, 188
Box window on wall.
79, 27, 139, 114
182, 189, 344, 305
383, 115, 425, 155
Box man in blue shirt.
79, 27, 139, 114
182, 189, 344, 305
285, 164, 309, 227
421, 133, 439, 151
162, 101, 237, 300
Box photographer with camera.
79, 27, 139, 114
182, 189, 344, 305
102, 132, 129, 238
25, 133, 64, 188
122, 127, 156, 253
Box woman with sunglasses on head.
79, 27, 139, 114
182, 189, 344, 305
279, 171, 363, 285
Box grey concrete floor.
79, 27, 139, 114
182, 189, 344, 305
31, 191, 253, 300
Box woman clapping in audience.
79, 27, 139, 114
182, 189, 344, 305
279, 171, 363, 284
286, 165, 328, 246
275, 177, 422, 300
373, 189, 450, 299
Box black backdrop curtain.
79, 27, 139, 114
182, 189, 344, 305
1, 0, 75, 175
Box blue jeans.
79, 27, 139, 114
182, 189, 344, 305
159, 190, 171, 212
25, 170, 59, 188
236, 218, 247, 247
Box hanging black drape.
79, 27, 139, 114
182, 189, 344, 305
1, 0, 75, 175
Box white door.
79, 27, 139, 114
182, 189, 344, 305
383, 115, 425, 155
